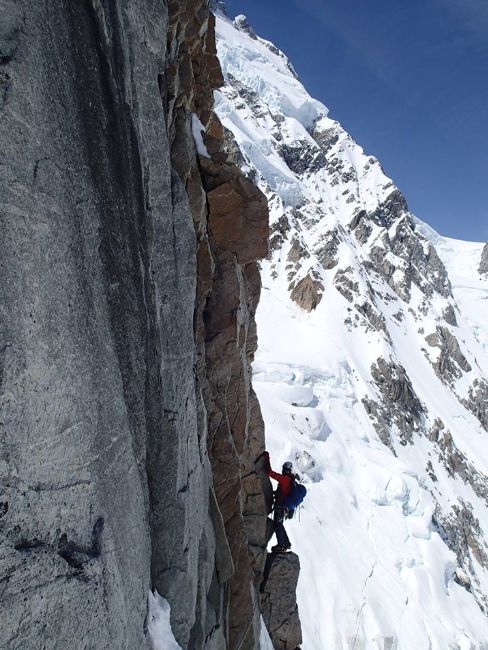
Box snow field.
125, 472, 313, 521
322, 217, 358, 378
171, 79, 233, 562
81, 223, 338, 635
255, 277, 488, 648
214, 9, 488, 649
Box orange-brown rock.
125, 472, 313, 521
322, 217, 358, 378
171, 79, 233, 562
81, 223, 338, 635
164, 1, 271, 648
290, 273, 325, 311
208, 179, 269, 264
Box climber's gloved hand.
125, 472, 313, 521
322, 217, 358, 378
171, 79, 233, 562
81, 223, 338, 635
259, 450, 271, 471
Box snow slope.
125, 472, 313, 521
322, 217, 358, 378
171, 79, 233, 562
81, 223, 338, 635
423, 226, 488, 356
214, 10, 488, 650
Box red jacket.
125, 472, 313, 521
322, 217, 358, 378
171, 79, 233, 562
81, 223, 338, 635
268, 469, 293, 501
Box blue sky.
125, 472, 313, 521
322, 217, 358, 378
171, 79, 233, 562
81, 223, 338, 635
224, 0, 488, 242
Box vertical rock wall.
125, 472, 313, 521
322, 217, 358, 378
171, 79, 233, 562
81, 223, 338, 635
1, 1, 169, 647
261, 553, 303, 650
164, 3, 270, 647
0, 1, 270, 649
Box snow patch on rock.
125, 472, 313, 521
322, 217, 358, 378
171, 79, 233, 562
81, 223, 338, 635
147, 591, 182, 650
191, 114, 211, 158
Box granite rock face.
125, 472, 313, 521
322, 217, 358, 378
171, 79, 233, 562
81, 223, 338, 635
1, 2, 169, 647
261, 552, 302, 650
0, 1, 270, 649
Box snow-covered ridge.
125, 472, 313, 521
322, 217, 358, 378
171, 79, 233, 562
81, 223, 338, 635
423, 229, 488, 356
214, 11, 488, 649
216, 12, 328, 130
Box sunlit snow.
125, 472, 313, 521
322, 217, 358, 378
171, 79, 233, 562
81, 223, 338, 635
215, 9, 488, 650
191, 114, 211, 159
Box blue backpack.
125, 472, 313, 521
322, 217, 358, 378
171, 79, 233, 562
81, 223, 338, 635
282, 480, 307, 509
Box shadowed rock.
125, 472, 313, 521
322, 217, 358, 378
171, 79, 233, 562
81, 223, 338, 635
334, 266, 359, 303
314, 228, 340, 270
479, 243, 488, 274
433, 500, 488, 611
442, 304, 458, 326
462, 378, 488, 432
261, 552, 302, 650
425, 325, 472, 384
1, 1, 175, 646
364, 357, 425, 451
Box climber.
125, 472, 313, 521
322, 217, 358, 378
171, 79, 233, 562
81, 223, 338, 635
262, 451, 294, 553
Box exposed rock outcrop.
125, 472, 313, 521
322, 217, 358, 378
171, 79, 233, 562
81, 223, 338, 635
197, 153, 269, 649
0, 1, 271, 649
442, 304, 458, 326
261, 553, 303, 650
479, 243, 488, 274
1, 2, 173, 646
290, 272, 324, 312
334, 266, 360, 303
425, 326, 471, 384
462, 379, 488, 432
433, 501, 488, 611
314, 228, 340, 270
366, 216, 451, 303
427, 419, 488, 503
364, 357, 425, 450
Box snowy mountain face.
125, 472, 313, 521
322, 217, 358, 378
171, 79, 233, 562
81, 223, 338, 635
213, 11, 488, 650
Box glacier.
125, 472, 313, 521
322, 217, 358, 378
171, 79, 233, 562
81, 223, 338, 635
214, 10, 488, 650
